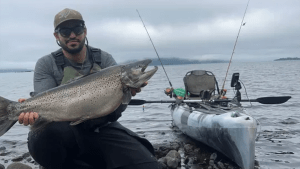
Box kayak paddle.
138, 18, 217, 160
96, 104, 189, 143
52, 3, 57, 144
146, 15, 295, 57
128, 96, 291, 105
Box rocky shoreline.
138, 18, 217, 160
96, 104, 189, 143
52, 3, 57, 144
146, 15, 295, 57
0, 126, 260, 169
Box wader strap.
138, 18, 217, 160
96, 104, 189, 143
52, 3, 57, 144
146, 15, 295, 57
52, 45, 102, 71
88, 46, 102, 66
51, 48, 65, 70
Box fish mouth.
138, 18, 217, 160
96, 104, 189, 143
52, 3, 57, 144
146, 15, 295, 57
134, 60, 158, 85
122, 59, 158, 89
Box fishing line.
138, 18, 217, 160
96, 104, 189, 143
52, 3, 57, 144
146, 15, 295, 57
136, 10, 173, 88
239, 79, 261, 141
221, 0, 250, 91
239, 80, 252, 107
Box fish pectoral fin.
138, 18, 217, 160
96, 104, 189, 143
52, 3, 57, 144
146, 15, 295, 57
70, 118, 88, 126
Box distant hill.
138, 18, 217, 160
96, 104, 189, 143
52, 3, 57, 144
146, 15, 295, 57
0, 69, 33, 73
122, 58, 228, 66
274, 57, 300, 61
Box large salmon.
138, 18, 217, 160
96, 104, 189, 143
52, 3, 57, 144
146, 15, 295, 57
0, 59, 158, 136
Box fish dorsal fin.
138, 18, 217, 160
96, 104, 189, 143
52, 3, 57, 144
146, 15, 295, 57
61, 66, 85, 85
70, 117, 87, 126
90, 63, 102, 74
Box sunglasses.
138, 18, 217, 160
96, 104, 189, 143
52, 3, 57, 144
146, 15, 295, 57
56, 26, 85, 37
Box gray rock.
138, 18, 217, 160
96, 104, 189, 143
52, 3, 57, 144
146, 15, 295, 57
0, 163, 4, 169
194, 148, 200, 153
22, 152, 31, 158
227, 166, 234, 169
209, 159, 215, 166
7, 162, 32, 169
255, 159, 259, 166
170, 142, 180, 150
0, 147, 6, 151
26, 157, 32, 162
210, 153, 217, 160
208, 166, 212, 169
166, 157, 180, 169
12, 155, 24, 162
183, 156, 189, 164
213, 164, 219, 169
217, 161, 225, 169
166, 150, 181, 160
184, 144, 194, 154
158, 157, 167, 164
0, 152, 11, 156
158, 161, 167, 169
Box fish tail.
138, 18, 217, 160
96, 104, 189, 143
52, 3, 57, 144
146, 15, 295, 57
0, 96, 17, 137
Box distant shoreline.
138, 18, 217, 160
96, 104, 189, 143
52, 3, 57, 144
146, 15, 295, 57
0, 69, 33, 73
123, 58, 228, 66
274, 57, 300, 61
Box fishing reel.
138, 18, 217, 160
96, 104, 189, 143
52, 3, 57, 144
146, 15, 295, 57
231, 73, 242, 102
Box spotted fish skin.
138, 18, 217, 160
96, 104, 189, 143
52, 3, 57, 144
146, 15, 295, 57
0, 59, 158, 136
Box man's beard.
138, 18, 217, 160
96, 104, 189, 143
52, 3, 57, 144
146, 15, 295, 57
59, 38, 85, 54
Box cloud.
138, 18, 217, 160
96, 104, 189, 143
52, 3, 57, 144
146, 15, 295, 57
0, 0, 299, 68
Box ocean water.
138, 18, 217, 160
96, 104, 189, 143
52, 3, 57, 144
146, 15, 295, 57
0, 61, 299, 169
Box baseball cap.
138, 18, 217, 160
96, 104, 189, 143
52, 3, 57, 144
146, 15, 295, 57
54, 8, 84, 30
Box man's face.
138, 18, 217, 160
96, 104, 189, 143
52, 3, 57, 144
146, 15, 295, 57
54, 20, 87, 54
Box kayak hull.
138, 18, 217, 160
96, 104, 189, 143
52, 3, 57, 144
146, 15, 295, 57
171, 104, 257, 169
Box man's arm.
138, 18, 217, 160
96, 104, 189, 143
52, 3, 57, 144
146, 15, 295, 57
19, 56, 58, 125
34, 57, 59, 93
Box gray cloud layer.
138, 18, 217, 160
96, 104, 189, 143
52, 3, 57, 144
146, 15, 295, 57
0, 0, 299, 69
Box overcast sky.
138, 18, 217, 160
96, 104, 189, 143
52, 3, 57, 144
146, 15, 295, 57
0, 0, 299, 69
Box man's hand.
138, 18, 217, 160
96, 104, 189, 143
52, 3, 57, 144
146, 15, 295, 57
130, 82, 148, 96
18, 98, 39, 126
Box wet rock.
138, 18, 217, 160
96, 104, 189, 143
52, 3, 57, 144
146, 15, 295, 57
208, 166, 212, 169
170, 142, 180, 151
166, 157, 180, 169
22, 152, 31, 158
212, 164, 219, 169
159, 156, 180, 169
7, 162, 32, 169
209, 159, 215, 166
254, 159, 259, 166
158, 161, 167, 169
227, 166, 234, 169
12, 155, 24, 162
158, 157, 167, 164
0, 151, 11, 156
0, 147, 5, 151
26, 157, 32, 162
210, 153, 217, 160
4, 160, 8, 163
217, 161, 225, 169
184, 144, 194, 154
166, 150, 181, 160
0, 163, 4, 169
194, 148, 200, 153
183, 156, 189, 164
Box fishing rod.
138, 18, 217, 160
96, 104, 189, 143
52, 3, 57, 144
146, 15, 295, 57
221, 0, 250, 92
136, 10, 173, 88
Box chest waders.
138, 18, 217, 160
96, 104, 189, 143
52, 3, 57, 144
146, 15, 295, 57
51, 45, 103, 86
60, 63, 102, 85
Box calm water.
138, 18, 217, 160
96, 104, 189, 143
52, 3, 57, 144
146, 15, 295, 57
0, 61, 299, 169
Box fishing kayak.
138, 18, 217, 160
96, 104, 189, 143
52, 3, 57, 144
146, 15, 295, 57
170, 101, 257, 169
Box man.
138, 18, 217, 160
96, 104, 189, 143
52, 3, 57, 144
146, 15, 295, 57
18, 8, 159, 169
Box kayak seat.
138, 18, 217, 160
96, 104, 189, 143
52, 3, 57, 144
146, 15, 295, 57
183, 70, 219, 100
